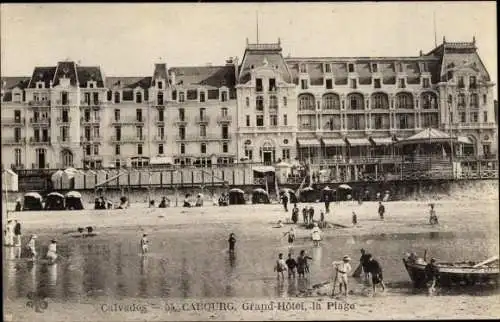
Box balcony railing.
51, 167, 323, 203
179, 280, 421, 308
153, 136, 166, 142
111, 118, 145, 125
2, 117, 25, 126
175, 134, 232, 142
174, 117, 188, 124
80, 136, 102, 143
29, 117, 51, 125
28, 100, 50, 107
30, 137, 51, 145
56, 117, 72, 124
217, 115, 232, 123
195, 116, 210, 124
10, 163, 25, 170
110, 136, 145, 143
2, 138, 26, 145
80, 117, 101, 124
80, 101, 104, 107
55, 100, 72, 106
154, 117, 166, 124
444, 122, 497, 130
56, 136, 72, 143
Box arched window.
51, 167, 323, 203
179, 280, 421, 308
114, 92, 121, 104
322, 93, 340, 110
371, 93, 389, 109
396, 92, 413, 109
136, 92, 142, 103
298, 94, 315, 110
269, 95, 278, 109
62, 150, 73, 167
347, 93, 364, 110
421, 92, 437, 109
256, 96, 264, 111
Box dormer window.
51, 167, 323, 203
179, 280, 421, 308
469, 76, 477, 89
37, 82, 44, 89
136, 92, 142, 103
114, 92, 120, 104
179, 92, 185, 102
256, 78, 263, 92
301, 79, 308, 90
350, 79, 357, 89
324, 64, 331, 73
300, 64, 307, 73
269, 78, 276, 92
374, 79, 381, 89
87, 81, 96, 89
221, 91, 228, 102
398, 78, 406, 88
372, 63, 378, 73
348, 64, 354, 73
457, 76, 465, 88
200, 91, 206, 102
423, 78, 430, 88
158, 81, 163, 89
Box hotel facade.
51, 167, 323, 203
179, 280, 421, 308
1, 37, 497, 172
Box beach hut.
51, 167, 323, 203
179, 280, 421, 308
228, 188, 246, 205
51, 170, 64, 190
252, 188, 270, 204
44, 192, 65, 210
65, 191, 84, 210
280, 188, 298, 204
337, 184, 353, 201
23, 192, 43, 211
320, 186, 335, 202
299, 187, 317, 203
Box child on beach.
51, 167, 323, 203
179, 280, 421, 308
228, 233, 236, 252
352, 212, 358, 226
302, 207, 308, 225
140, 234, 149, 255
26, 234, 37, 260
283, 227, 296, 248
285, 253, 297, 279
311, 223, 322, 247
274, 253, 288, 280
332, 255, 352, 297
378, 201, 385, 220
291, 204, 299, 224
429, 204, 438, 225
297, 250, 313, 278
46, 239, 58, 264
320, 211, 325, 228
14, 220, 22, 246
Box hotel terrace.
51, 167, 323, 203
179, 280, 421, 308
1, 37, 497, 183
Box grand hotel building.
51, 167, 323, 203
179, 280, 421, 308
1, 37, 497, 171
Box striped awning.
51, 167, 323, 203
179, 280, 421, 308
322, 138, 346, 146
297, 139, 321, 147
370, 137, 394, 145
457, 136, 473, 144
346, 138, 371, 146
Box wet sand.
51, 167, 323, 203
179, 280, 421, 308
3, 199, 499, 320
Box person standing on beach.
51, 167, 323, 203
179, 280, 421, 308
302, 207, 308, 225
332, 255, 352, 297
285, 253, 297, 279
311, 223, 322, 247
352, 212, 358, 227
378, 201, 385, 220
14, 220, 22, 247
228, 233, 236, 252
5, 220, 14, 246
429, 204, 438, 225
283, 227, 296, 248
26, 234, 37, 260
308, 206, 314, 224
359, 248, 371, 280
281, 192, 289, 212
140, 234, 149, 255
274, 253, 287, 280
365, 254, 386, 293
297, 250, 313, 278
320, 211, 325, 228
291, 204, 299, 224
324, 195, 330, 214
46, 239, 58, 264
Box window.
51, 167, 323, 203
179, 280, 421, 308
179, 108, 185, 121
348, 64, 354, 73
348, 93, 364, 110
483, 94, 487, 105
300, 64, 307, 73
423, 78, 430, 88
137, 144, 143, 155
93, 127, 100, 138
220, 107, 228, 117
61, 92, 69, 105
114, 92, 120, 104
136, 109, 143, 122
399, 115, 408, 129
374, 79, 381, 89
107, 90, 112, 101
222, 143, 228, 153
245, 148, 253, 160
256, 115, 264, 127
374, 115, 383, 129
299, 94, 315, 110
114, 109, 120, 121
93, 92, 99, 105
221, 91, 228, 102
180, 143, 185, 154
372, 63, 378, 72
269, 78, 276, 91
158, 144, 164, 155
136, 92, 142, 103
246, 115, 250, 126
14, 110, 21, 122
15, 148, 21, 166
200, 91, 205, 102
471, 112, 478, 123
171, 90, 176, 101
256, 96, 264, 111
85, 145, 91, 156
468, 94, 478, 108
179, 126, 185, 139
458, 94, 465, 108
158, 81, 163, 89
483, 111, 488, 122
136, 126, 143, 139
469, 76, 477, 89
325, 79, 333, 89
62, 109, 69, 122
270, 115, 278, 126
158, 109, 164, 122
283, 114, 288, 126
460, 112, 466, 123
61, 126, 69, 141
350, 79, 357, 89
283, 97, 287, 107
450, 112, 453, 123
282, 148, 290, 160
115, 126, 121, 140
157, 92, 164, 105
199, 108, 206, 120
269, 95, 278, 109
372, 93, 388, 109
398, 78, 406, 88
201, 143, 207, 154
256, 78, 263, 92
245, 97, 250, 107
222, 125, 228, 139
179, 92, 185, 102
94, 145, 99, 155
187, 90, 198, 100
14, 127, 21, 142
458, 76, 465, 88
323, 94, 340, 109
325, 64, 331, 73
200, 125, 206, 137
396, 93, 413, 109
301, 79, 308, 90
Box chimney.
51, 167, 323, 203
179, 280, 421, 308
225, 57, 233, 66
49, 80, 53, 88
233, 56, 239, 80
419, 50, 423, 56
170, 71, 176, 85
473, 36, 476, 45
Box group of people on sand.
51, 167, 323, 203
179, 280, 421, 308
275, 250, 313, 280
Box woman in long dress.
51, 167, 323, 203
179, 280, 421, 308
311, 223, 322, 247
5, 220, 14, 246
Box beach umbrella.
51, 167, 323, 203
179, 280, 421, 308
229, 188, 244, 194
253, 188, 268, 195
47, 192, 65, 198
338, 184, 352, 190
66, 191, 82, 198
301, 187, 314, 192
24, 192, 42, 199
323, 186, 332, 191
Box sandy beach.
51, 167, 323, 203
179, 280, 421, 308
3, 196, 499, 321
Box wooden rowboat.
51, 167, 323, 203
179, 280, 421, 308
403, 254, 499, 288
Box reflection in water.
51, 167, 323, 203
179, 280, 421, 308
4, 231, 499, 299
276, 279, 286, 297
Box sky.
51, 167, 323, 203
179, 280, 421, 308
1, 2, 497, 87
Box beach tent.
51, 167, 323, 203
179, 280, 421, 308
228, 188, 246, 205
2, 169, 18, 192
252, 188, 270, 204
337, 184, 353, 201
23, 192, 43, 211
320, 186, 335, 202
299, 187, 317, 203
280, 188, 298, 204
61, 168, 78, 190
51, 170, 64, 190
44, 192, 65, 210
65, 191, 84, 210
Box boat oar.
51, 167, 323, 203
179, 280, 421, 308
331, 265, 339, 297
472, 256, 499, 268
352, 263, 362, 278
